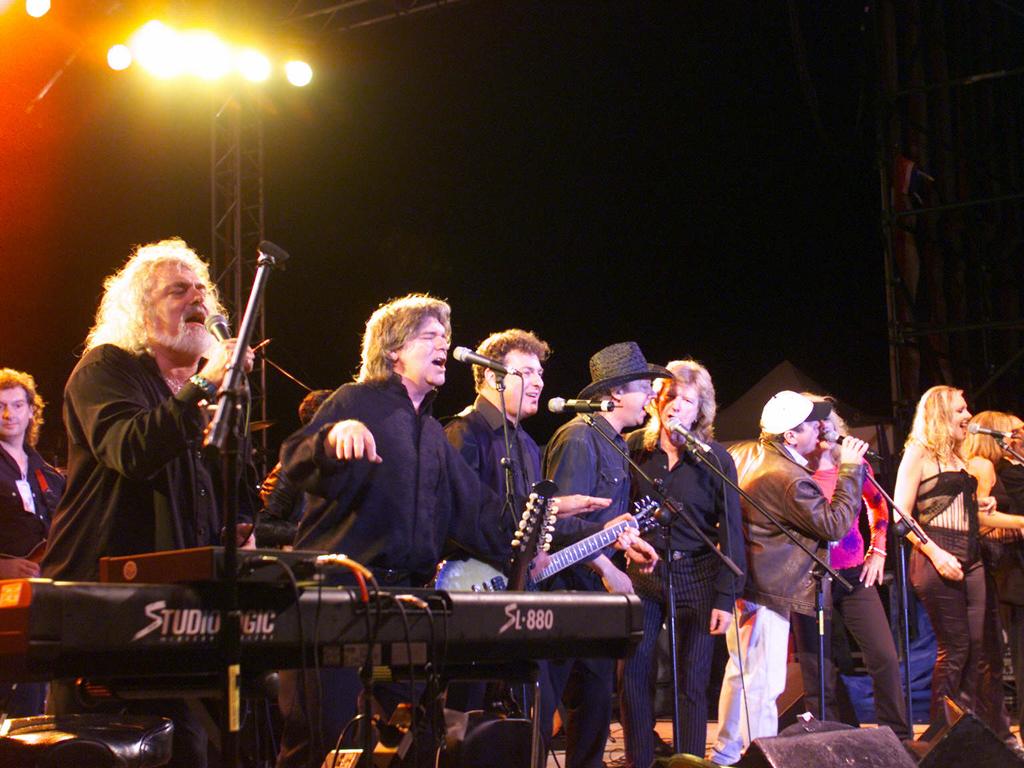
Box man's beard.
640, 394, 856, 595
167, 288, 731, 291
150, 323, 214, 359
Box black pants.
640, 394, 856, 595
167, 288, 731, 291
539, 567, 614, 768
620, 550, 718, 766
910, 552, 1011, 739
792, 566, 910, 738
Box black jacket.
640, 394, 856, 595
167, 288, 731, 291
282, 376, 510, 580
728, 438, 864, 617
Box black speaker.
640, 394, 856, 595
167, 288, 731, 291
913, 698, 1024, 768
736, 725, 915, 768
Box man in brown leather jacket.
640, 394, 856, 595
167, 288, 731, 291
709, 390, 868, 765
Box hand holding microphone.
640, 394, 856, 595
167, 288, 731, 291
822, 430, 875, 463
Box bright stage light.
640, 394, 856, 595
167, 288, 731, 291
182, 31, 231, 80
284, 60, 313, 87
237, 49, 271, 82
107, 44, 133, 71
25, 0, 49, 17
130, 20, 184, 79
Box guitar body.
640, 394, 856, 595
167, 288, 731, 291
434, 557, 508, 592
434, 479, 559, 592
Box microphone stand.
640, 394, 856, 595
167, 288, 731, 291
858, 467, 929, 734
576, 414, 744, 754
205, 241, 290, 768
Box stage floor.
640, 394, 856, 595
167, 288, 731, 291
545, 719, 1006, 767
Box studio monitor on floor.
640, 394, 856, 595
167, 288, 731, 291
911, 697, 1024, 767
737, 723, 915, 768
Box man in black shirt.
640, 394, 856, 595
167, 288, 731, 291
543, 341, 668, 768
42, 237, 254, 768
276, 297, 611, 768
620, 359, 744, 765
0, 368, 64, 716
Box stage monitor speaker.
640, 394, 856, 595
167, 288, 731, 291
736, 725, 915, 768
913, 697, 1024, 768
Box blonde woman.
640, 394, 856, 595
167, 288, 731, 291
963, 411, 1024, 731
893, 388, 1023, 748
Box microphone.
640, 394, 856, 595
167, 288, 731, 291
968, 423, 1013, 440
547, 397, 615, 414
204, 313, 232, 342
822, 430, 882, 461
258, 240, 291, 265
665, 418, 712, 453
452, 346, 518, 376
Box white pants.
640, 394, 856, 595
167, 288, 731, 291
709, 601, 790, 765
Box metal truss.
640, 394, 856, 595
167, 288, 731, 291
872, 0, 1024, 434
210, 87, 269, 475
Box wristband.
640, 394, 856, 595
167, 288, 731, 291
189, 374, 218, 400
869, 546, 887, 557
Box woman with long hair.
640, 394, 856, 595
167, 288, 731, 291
893, 387, 1023, 751
963, 410, 1024, 731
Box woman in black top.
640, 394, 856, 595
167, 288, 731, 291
965, 411, 1024, 731
894, 388, 1024, 750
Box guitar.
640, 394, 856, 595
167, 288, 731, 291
434, 495, 660, 592
434, 479, 559, 592
530, 496, 660, 583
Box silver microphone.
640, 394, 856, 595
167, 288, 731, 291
547, 397, 615, 414
968, 423, 1013, 440
452, 346, 518, 376
822, 430, 882, 461
665, 418, 712, 453
204, 314, 232, 341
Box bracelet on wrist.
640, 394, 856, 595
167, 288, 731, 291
189, 374, 218, 400
869, 546, 887, 557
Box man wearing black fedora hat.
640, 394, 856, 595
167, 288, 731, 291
541, 341, 669, 768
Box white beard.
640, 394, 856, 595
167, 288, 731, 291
150, 322, 214, 359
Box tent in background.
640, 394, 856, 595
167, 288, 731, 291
714, 360, 894, 456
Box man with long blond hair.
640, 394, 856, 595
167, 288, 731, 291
619, 359, 744, 766
0, 367, 64, 716
41, 237, 254, 768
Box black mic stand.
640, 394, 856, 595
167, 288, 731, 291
205, 240, 290, 768
576, 414, 744, 753
659, 428, 857, 726
857, 466, 930, 734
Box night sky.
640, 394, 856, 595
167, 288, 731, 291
1, 1, 890, 463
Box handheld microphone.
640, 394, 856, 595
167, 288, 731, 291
665, 418, 712, 453
547, 397, 615, 414
204, 314, 232, 342
822, 430, 882, 462
967, 423, 1013, 440
452, 346, 518, 376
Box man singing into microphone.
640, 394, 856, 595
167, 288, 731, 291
709, 391, 867, 765
275, 296, 612, 767
41, 237, 256, 768
542, 341, 667, 768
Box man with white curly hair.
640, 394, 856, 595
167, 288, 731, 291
42, 237, 255, 768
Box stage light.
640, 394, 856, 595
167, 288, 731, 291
237, 49, 271, 82
182, 31, 231, 80
130, 20, 183, 79
107, 44, 132, 71
284, 60, 313, 87
25, 0, 49, 17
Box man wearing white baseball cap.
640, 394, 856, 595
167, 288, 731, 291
709, 391, 869, 765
